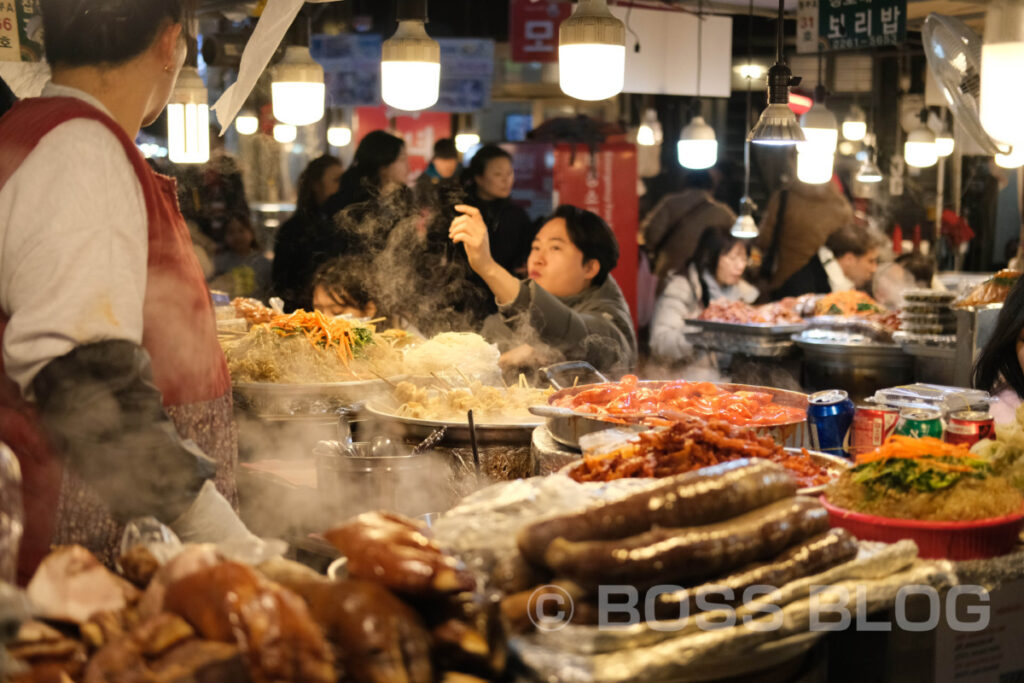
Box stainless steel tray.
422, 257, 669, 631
362, 401, 540, 444
233, 379, 392, 417
685, 318, 807, 336
686, 332, 796, 358
558, 446, 849, 495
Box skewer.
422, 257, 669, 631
454, 367, 473, 386
467, 410, 481, 476
431, 372, 454, 388
367, 369, 399, 389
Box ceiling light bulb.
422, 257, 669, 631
842, 106, 867, 141
935, 131, 955, 157
235, 114, 259, 136
801, 101, 839, 155
327, 125, 352, 148
636, 108, 662, 147
273, 123, 297, 144
980, 0, 1024, 147
381, 10, 441, 111
855, 157, 884, 183
167, 66, 210, 164
905, 125, 938, 168
677, 115, 718, 170
558, 0, 625, 101
737, 64, 765, 80
796, 148, 834, 184
272, 45, 325, 126
455, 132, 481, 154
749, 63, 805, 146
995, 143, 1024, 168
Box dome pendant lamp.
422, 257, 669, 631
558, 0, 626, 101
732, 0, 759, 239
381, 0, 441, 111
271, 15, 325, 127
678, 1, 718, 170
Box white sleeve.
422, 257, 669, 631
0, 119, 147, 397
649, 275, 700, 362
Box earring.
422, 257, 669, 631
163, 64, 172, 73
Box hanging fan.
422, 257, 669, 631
922, 14, 1003, 156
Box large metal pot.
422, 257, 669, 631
794, 333, 914, 402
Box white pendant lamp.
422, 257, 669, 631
327, 125, 352, 148
678, 3, 718, 170
935, 128, 955, 157
454, 132, 481, 154
800, 86, 839, 155
980, 0, 1024, 149
732, 0, 759, 239
905, 111, 938, 168
272, 45, 325, 126
678, 116, 718, 169
796, 148, 835, 183
996, 143, 1024, 168
382, 0, 441, 111
842, 105, 867, 141
235, 113, 259, 136
731, 195, 759, 238
273, 123, 297, 144
167, 64, 210, 164
749, 0, 805, 145
636, 108, 663, 147
559, 0, 625, 101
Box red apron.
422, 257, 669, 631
0, 97, 237, 585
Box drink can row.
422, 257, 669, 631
944, 410, 995, 447
851, 405, 900, 455
807, 390, 855, 458
894, 408, 945, 439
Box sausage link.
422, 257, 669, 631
518, 459, 798, 566
543, 496, 828, 587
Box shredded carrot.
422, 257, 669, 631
855, 435, 977, 471
267, 309, 371, 367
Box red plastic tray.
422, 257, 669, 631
821, 496, 1024, 560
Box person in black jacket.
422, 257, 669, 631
271, 154, 342, 311
463, 144, 535, 276
772, 224, 882, 299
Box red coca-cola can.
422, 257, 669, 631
944, 410, 996, 447
851, 405, 900, 455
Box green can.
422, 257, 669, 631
895, 408, 944, 439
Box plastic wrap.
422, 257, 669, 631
0, 443, 23, 585
511, 543, 956, 682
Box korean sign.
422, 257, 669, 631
509, 0, 572, 63
0, 0, 43, 62
797, 0, 820, 54
818, 0, 906, 51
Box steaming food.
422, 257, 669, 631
826, 435, 1023, 521
221, 311, 405, 383
553, 375, 807, 427
565, 418, 834, 487
698, 297, 808, 324
400, 332, 502, 385
390, 378, 551, 423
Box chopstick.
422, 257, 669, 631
467, 410, 481, 476
367, 369, 399, 389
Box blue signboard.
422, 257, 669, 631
311, 34, 494, 112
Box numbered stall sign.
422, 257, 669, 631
0, 0, 43, 62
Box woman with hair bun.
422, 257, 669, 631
0, 0, 240, 582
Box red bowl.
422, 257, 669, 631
820, 496, 1024, 560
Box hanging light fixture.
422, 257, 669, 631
678, 1, 718, 170
454, 113, 480, 153
935, 115, 955, 158
167, 46, 210, 165
980, 0, 1024, 149
855, 135, 884, 183
731, 0, 759, 240
636, 108, 663, 147
272, 13, 325, 126
558, 0, 625, 101
801, 88, 838, 155
996, 143, 1024, 168
748, 0, 804, 145
235, 106, 259, 136
273, 123, 297, 144
796, 148, 835, 183
905, 110, 938, 168
326, 108, 352, 148
382, 0, 441, 111
842, 105, 867, 141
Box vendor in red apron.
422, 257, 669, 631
0, 0, 236, 585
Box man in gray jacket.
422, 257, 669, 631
450, 204, 637, 378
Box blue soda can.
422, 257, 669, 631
807, 389, 856, 458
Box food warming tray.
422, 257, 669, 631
361, 401, 540, 445
233, 378, 392, 417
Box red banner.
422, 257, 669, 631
552, 143, 640, 326
509, 0, 572, 63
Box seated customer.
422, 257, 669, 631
450, 204, 637, 376
310, 256, 378, 320
649, 227, 757, 364
773, 224, 883, 299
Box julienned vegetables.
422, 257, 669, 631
851, 436, 989, 496
269, 310, 376, 365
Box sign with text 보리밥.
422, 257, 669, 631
312, 34, 493, 112
819, 0, 906, 51
0, 0, 43, 62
